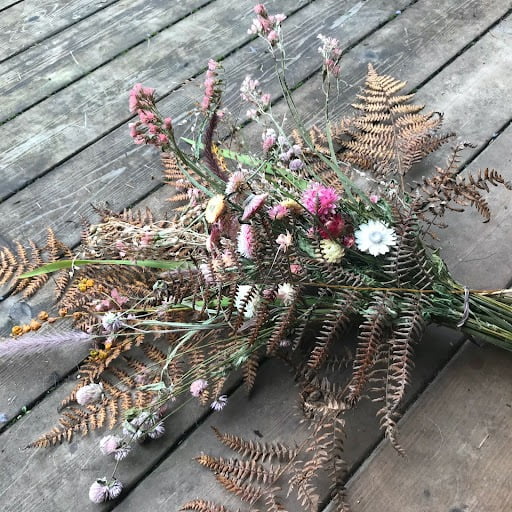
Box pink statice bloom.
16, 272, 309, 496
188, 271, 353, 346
201, 59, 221, 111
301, 182, 340, 217
268, 204, 289, 220
317, 34, 343, 77
242, 193, 268, 220
237, 224, 256, 259
190, 378, 208, 397
290, 263, 303, 275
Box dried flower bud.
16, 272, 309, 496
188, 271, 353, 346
11, 325, 23, 336
29, 320, 41, 331
204, 195, 226, 223
37, 311, 49, 322
76, 383, 103, 405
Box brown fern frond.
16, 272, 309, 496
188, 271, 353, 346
196, 455, 279, 486
340, 63, 453, 178
180, 500, 234, 512
211, 427, 297, 463
214, 473, 262, 505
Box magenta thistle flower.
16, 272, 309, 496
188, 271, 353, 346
242, 193, 268, 220
211, 395, 228, 411
302, 182, 340, 217
237, 224, 256, 259
76, 383, 103, 406
190, 378, 208, 397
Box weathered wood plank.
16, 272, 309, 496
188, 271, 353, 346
0, 0, 120, 62
0, 2, 512, 510
345, 342, 512, 512
0, 0, 310, 201
0, 0, 213, 123
0, 0, 19, 12
0, 0, 408, 422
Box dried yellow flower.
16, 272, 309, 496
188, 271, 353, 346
318, 239, 345, 264
22, 324, 31, 334
204, 194, 226, 223
281, 199, 303, 214
37, 311, 49, 321
11, 325, 23, 336
29, 320, 42, 331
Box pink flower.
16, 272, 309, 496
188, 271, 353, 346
268, 204, 289, 220
164, 117, 172, 129
225, 170, 247, 195
369, 194, 380, 204
301, 182, 340, 217
260, 93, 271, 106
207, 59, 218, 71
253, 4, 266, 15
290, 263, 303, 274
319, 214, 345, 239
157, 133, 169, 145
190, 379, 208, 397
242, 193, 268, 220
343, 234, 355, 248
111, 288, 128, 306
237, 224, 256, 259
266, 30, 278, 43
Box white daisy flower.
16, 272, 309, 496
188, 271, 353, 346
355, 220, 396, 256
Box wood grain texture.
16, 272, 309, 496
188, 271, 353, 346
0, 0, 511, 510
0, 0, 213, 123
0, 0, 120, 62
0, 0, 308, 200
345, 342, 512, 512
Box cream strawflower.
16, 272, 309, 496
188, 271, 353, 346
355, 220, 396, 256
318, 239, 345, 264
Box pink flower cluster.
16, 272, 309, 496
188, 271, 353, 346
302, 182, 339, 217
240, 75, 271, 119
128, 83, 172, 148
317, 34, 342, 77
201, 59, 221, 111
248, 4, 286, 46
301, 182, 355, 246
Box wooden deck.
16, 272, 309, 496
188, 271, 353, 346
1, 0, 512, 510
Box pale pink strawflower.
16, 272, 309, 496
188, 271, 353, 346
76, 383, 103, 405
190, 378, 208, 397
211, 395, 228, 411
268, 204, 289, 220
369, 194, 380, 204
237, 224, 256, 259
242, 193, 268, 220
225, 170, 247, 195
302, 182, 340, 217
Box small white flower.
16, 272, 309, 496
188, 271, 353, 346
277, 283, 295, 305
234, 285, 260, 318
211, 395, 228, 411
355, 220, 396, 256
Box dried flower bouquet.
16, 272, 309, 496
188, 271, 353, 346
1, 3, 512, 510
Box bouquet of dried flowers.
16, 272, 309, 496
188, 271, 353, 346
1, 3, 512, 510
